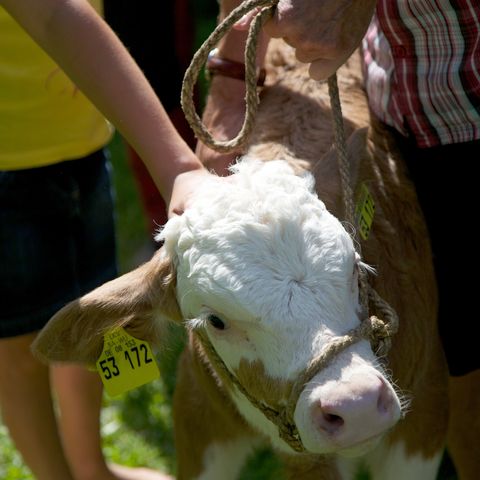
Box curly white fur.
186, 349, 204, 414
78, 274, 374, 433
158, 158, 400, 454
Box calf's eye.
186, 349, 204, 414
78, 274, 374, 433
207, 314, 226, 330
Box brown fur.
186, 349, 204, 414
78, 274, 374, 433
279, 453, 342, 480
33, 249, 181, 365
173, 44, 451, 477
173, 337, 254, 479
447, 371, 480, 478
234, 359, 294, 412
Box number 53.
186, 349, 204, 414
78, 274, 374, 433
99, 356, 120, 380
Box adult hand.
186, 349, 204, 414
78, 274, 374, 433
261, 0, 376, 80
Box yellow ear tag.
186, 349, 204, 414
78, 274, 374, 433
355, 183, 375, 241
96, 327, 160, 397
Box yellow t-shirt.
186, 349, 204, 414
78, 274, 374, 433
0, 0, 113, 170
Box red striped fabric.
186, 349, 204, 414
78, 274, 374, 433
362, 0, 480, 147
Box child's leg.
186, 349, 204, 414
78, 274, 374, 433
52, 364, 111, 480
0, 332, 73, 480
53, 364, 174, 480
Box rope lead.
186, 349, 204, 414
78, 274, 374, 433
181, 0, 400, 454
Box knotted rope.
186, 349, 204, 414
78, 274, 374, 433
326, 75, 398, 345
181, 0, 399, 454
196, 312, 396, 453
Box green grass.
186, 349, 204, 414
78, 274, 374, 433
0, 424, 30, 480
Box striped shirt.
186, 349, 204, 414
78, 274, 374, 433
362, 0, 480, 148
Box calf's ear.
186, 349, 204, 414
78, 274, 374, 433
32, 248, 180, 365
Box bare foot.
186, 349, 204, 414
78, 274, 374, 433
109, 464, 174, 480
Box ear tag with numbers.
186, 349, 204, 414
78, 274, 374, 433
96, 327, 160, 397
355, 183, 375, 241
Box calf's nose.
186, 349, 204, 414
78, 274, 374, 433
311, 373, 400, 446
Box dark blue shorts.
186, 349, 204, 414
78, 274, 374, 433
0, 150, 118, 338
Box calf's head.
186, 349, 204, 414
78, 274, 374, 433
34, 159, 401, 456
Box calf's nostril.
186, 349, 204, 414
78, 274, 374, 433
313, 405, 345, 436
323, 412, 344, 428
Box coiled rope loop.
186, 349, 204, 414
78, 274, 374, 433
181, 0, 277, 153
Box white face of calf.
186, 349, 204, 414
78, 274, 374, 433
160, 159, 401, 456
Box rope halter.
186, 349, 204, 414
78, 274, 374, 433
181, 0, 400, 454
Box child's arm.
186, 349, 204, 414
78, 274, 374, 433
0, 0, 207, 212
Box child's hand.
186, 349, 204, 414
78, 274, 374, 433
168, 168, 221, 217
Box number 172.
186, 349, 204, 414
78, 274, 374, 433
124, 344, 153, 369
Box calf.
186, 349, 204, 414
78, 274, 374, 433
35, 42, 456, 479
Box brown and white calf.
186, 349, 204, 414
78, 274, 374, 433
34, 42, 477, 479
